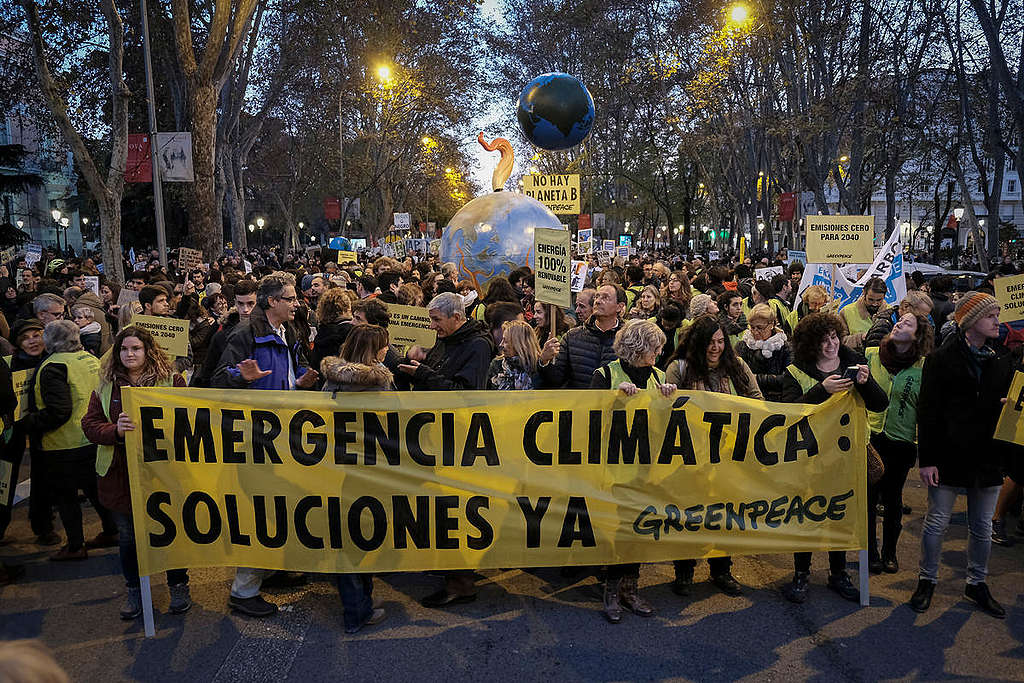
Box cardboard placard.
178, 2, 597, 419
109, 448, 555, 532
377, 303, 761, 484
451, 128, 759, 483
117, 288, 140, 306
595, 250, 611, 267
602, 239, 615, 252
570, 261, 588, 292
615, 246, 629, 260
386, 304, 436, 352
12, 368, 34, 422
179, 247, 204, 272
755, 266, 784, 281
130, 315, 190, 357
708, 250, 720, 262
805, 215, 874, 264
994, 274, 1024, 323
994, 370, 1024, 446
577, 240, 592, 255
523, 174, 581, 214
533, 228, 571, 308
83, 276, 100, 295
337, 250, 358, 264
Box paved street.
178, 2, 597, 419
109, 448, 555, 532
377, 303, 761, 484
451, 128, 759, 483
2, 477, 1022, 682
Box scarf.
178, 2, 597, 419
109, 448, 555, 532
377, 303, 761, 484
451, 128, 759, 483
490, 355, 534, 391
740, 329, 786, 358
878, 338, 920, 375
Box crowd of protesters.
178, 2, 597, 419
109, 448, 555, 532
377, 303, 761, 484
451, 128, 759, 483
0, 241, 1021, 634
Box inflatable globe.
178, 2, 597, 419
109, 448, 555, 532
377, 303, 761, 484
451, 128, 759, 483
517, 73, 595, 151
328, 236, 351, 251
441, 192, 565, 292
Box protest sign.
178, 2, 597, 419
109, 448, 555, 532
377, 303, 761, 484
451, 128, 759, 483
755, 266, 784, 282
578, 228, 593, 244
83, 276, 100, 295
243, 260, 253, 273
595, 250, 611, 267
25, 244, 42, 268
0, 246, 14, 264
386, 304, 437, 352
577, 240, 592, 256
786, 250, 807, 265
708, 250, 720, 262
337, 250, 358, 264
570, 260, 588, 292
614, 246, 629, 261
0, 460, 11, 507
118, 288, 140, 306
995, 371, 1024, 446
602, 239, 615, 252
429, 239, 441, 256
12, 369, 33, 421
130, 315, 190, 357
798, 229, 905, 310
178, 247, 204, 272
805, 216, 874, 264
393, 239, 407, 261
122, 388, 867, 577
523, 174, 581, 214
994, 274, 1024, 323
534, 228, 571, 308
393, 213, 411, 229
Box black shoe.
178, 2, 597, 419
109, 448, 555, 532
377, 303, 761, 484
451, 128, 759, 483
671, 570, 694, 597
261, 571, 309, 590
908, 579, 935, 613
782, 571, 809, 604
228, 594, 278, 617
868, 553, 884, 574
991, 519, 1014, 547
964, 582, 1006, 619
827, 572, 860, 602
420, 589, 477, 608
881, 553, 899, 574
710, 572, 742, 596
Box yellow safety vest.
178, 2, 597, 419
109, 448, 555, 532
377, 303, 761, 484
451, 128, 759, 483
94, 377, 174, 476
785, 363, 817, 394
606, 360, 664, 389
33, 351, 100, 452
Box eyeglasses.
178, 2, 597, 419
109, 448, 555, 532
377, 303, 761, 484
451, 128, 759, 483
276, 295, 297, 302
751, 323, 773, 332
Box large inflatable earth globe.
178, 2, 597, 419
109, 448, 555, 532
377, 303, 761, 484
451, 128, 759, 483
440, 192, 565, 293
516, 73, 595, 151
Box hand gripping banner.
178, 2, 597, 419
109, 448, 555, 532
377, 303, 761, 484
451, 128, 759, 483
122, 388, 868, 576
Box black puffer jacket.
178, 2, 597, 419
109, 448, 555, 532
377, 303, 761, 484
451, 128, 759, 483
411, 319, 494, 390
538, 316, 620, 389
191, 310, 241, 388
734, 330, 792, 402
863, 308, 901, 350
918, 332, 1023, 488
311, 320, 352, 374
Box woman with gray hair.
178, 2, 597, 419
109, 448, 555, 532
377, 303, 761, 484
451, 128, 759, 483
17, 320, 117, 561
590, 319, 677, 623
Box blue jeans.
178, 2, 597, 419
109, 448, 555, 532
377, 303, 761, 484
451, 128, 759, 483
919, 484, 1000, 585
113, 511, 187, 589
335, 574, 374, 631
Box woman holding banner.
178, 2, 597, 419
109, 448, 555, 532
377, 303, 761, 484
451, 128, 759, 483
665, 315, 762, 598
778, 312, 888, 604
81, 326, 190, 620
590, 319, 677, 623
864, 313, 932, 574
320, 323, 392, 632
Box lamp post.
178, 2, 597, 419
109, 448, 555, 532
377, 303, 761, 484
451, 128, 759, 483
256, 217, 266, 249
60, 217, 69, 252
50, 209, 61, 251
953, 207, 965, 268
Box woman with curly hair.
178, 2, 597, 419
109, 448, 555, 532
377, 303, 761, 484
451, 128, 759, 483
664, 314, 761, 597
591, 319, 677, 623
310, 287, 354, 375
864, 313, 933, 573
778, 312, 888, 604
81, 326, 189, 620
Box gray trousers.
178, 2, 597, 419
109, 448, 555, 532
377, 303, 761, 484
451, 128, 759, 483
919, 484, 1000, 585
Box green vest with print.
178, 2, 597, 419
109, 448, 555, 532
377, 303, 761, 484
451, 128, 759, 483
864, 347, 922, 443
33, 351, 100, 452
94, 377, 175, 476
607, 360, 664, 389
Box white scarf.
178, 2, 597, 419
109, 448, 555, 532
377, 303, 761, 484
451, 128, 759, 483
740, 329, 787, 358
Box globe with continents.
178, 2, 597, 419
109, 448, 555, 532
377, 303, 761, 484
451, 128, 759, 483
517, 72, 595, 151
440, 192, 564, 293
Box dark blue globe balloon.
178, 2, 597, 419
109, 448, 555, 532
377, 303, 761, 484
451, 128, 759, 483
517, 73, 595, 151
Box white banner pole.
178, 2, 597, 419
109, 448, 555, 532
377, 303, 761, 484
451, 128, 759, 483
140, 575, 156, 637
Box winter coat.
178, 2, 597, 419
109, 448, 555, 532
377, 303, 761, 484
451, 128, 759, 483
321, 357, 393, 393
734, 329, 792, 402
74, 291, 112, 353
191, 310, 240, 388
917, 332, 1023, 488
930, 291, 954, 328
82, 375, 186, 514
778, 344, 889, 413
411, 319, 494, 390
211, 305, 310, 391
311, 320, 353, 375
538, 316, 620, 389
188, 317, 216, 375
79, 321, 103, 357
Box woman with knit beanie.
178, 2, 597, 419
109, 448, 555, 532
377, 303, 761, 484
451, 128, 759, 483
909, 292, 1018, 618
864, 313, 933, 573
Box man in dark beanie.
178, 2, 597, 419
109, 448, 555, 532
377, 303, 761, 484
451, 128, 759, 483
910, 292, 1020, 618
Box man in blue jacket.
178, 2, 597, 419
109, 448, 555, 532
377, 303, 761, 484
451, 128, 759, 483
212, 272, 319, 617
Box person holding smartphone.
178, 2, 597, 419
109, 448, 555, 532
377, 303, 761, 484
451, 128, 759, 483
778, 312, 888, 604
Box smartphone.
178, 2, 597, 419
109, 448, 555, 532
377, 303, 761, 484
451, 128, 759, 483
842, 366, 859, 381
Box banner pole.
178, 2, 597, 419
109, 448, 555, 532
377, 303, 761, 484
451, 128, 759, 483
550, 304, 557, 343
830, 263, 837, 300
140, 575, 156, 637
858, 549, 869, 606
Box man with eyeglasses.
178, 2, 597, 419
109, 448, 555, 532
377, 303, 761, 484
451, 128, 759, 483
211, 271, 319, 618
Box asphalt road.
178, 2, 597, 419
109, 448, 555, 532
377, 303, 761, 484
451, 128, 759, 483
2, 477, 1023, 683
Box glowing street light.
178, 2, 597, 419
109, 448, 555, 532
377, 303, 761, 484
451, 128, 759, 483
729, 3, 750, 23
445, 167, 453, 174
377, 65, 391, 81
954, 207, 965, 221
839, 155, 849, 163
256, 217, 265, 229
248, 224, 255, 233
51, 208, 61, 222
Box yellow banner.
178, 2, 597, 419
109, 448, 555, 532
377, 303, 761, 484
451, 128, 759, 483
994, 274, 1024, 323
994, 370, 1024, 445
337, 250, 358, 264
122, 388, 868, 577
805, 215, 875, 264
12, 369, 34, 422
523, 174, 581, 214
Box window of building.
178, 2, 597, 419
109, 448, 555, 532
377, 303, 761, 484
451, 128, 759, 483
1009, 179, 1018, 194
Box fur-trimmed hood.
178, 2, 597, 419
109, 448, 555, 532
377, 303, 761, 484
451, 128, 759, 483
320, 357, 393, 390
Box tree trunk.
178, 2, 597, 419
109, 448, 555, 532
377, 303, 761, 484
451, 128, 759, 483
99, 200, 124, 283
187, 84, 222, 258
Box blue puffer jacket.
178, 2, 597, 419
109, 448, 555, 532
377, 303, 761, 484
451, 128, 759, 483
211, 306, 309, 390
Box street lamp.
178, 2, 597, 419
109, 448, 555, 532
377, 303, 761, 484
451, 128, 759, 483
377, 65, 391, 81
728, 3, 750, 23
256, 217, 265, 229
51, 208, 61, 222
248, 224, 255, 233
59, 216, 69, 252
16, 220, 23, 230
